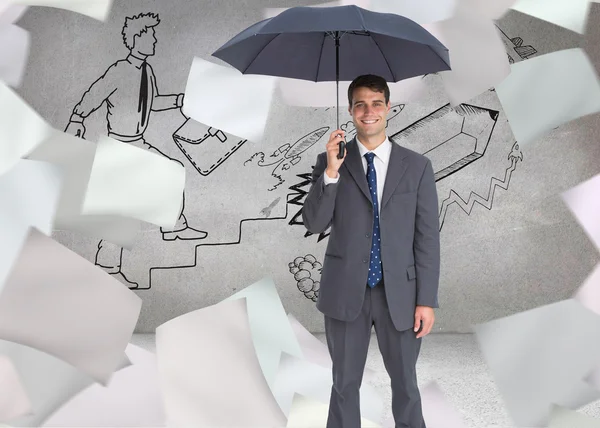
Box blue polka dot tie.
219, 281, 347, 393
365, 152, 382, 288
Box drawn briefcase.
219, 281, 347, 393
172, 118, 247, 176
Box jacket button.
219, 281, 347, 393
366, 233, 370, 238
363, 259, 368, 263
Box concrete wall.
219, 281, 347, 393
15, 0, 600, 333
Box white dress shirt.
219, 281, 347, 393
323, 137, 392, 207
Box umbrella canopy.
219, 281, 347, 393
212, 5, 451, 158
212, 5, 451, 83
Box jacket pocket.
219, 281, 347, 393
407, 265, 416, 280
325, 253, 343, 259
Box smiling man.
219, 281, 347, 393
302, 74, 441, 428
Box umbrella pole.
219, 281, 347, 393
335, 31, 345, 159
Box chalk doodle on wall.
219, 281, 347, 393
173, 118, 247, 176
496, 25, 538, 64
289, 254, 322, 302
63, 12, 239, 288
392, 103, 500, 181
244, 127, 330, 191
147, 193, 297, 289
260, 197, 282, 218
288, 103, 525, 241
438, 142, 523, 230
63, 12, 527, 292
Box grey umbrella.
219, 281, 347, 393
212, 5, 451, 158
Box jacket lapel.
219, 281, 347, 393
343, 138, 372, 203
380, 142, 408, 210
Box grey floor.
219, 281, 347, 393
131, 333, 600, 427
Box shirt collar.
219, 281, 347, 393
126, 53, 146, 69
356, 136, 392, 165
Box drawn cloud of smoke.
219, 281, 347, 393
288, 254, 322, 301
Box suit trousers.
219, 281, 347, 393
324, 280, 426, 428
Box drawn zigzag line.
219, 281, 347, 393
438, 159, 518, 230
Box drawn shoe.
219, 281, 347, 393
162, 226, 208, 241
110, 270, 139, 289
97, 264, 120, 275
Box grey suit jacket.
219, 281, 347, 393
302, 138, 441, 331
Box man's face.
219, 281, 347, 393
134, 27, 157, 56
348, 87, 391, 139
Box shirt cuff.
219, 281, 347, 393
69, 112, 84, 123
323, 171, 339, 185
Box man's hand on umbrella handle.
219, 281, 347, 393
325, 129, 346, 179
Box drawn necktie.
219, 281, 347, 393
365, 152, 382, 288
138, 60, 149, 128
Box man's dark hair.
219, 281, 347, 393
347, 74, 390, 106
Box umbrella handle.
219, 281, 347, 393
337, 141, 345, 159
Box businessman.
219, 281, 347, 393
64, 12, 207, 288
302, 74, 440, 428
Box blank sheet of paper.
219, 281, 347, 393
474, 299, 600, 427
183, 57, 276, 143
81, 135, 184, 229
156, 298, 287, 427
0, 228, 141, 385
0, 159, 62, 293
28, 131, 141, 248
0, 81, 53, 176
223, 277, 303, 388
495, 48, 600, 146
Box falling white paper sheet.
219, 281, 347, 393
264, 1, 370, 20
0, 159, 62, 294
286, 393, 380, 427
0, 227, 141, 385
28, 131, 141, 248
81, 135, 184, 229
0, 340, 129, 428
561, 173, 600, 252
0, 81, 53, 176
587, 362, 600, 391
9, 0, 112, 21
573, 264, 600, 317
155, 298, 287, 427
223, 277, 303, 388
272, 352, 384, 423
278, 75, 431, 107
424, 2, 510, 106
510, 0, 592, 34
453, 0, 517, 20
368, 0, 456, 24
183, 57, 276, 142
0, 4, 28, 25
0, 24, 29, 88
43, 343, 165, 427
474, 299, 600, 427
0, 355, 31, 421
548, 405, 600, 427
495, 48, 600, 146
264, 2, 339, 19
286, 313, 378, 383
